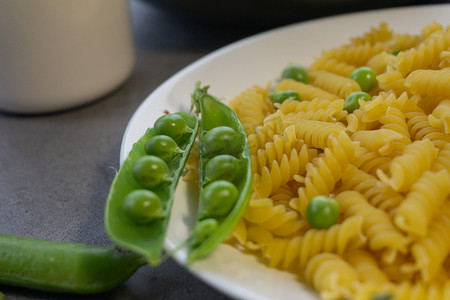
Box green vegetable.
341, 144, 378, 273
268, 90, 301, 104
174, 111, 197, 129
188, 82, 252, 263
392, 49, 401, 56
204, 154, 240, 183
372, 293, 392, 300
0, 233, 145, 294
154, 113, 191, 141
306, 195, 340, 229
349, 66, 377, 92
343, 91, 372, 113
281, 64, 309, 83
190, 218, 219, 247
132, 155, 170, 189
122, 189, 165, 224
198, 180, 239, 219
144, 135, 182, 162
105, 112, 199, 266
201, 125, 245, 157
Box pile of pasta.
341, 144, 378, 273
227, 21, 450, 300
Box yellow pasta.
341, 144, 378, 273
335, 191, 409, 263
428, 99, 450, 133
394, 169, 450, 237
308, 69, 361, 99
405, 69, 450, 98
376, 139, 438, 192
224, 21, 450, 300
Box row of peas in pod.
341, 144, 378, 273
187, 82, 252, 263
268, 63, 377, 114
104, 111, 199, 266
105, 82, 252, 266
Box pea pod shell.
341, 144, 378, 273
0, 233, 145, 294
188, 83, 252, 263
105, 119, 198, 266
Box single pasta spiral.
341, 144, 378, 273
304, 252, 359, 300
406, 111, 450, 149
310, 57, 356, 77
394, 169, 450, 237
308, 69, 361, 99
275, 79, 340, 101
428, 99, 450, 134
395, 28, 450, 76
405, 69, 450, 99
336, 191, 409, 263
320, 41, 386, 67
243, 195, 305, 237
405, 201, 450, 282
260, 215, 366, 269
254, 144, 316, 198
287, 118, 347, 149
338, 165, 403, 214
294, 131, 357, 214
377, 139, 438, 192
344, 249, 389, 284
350, 22, 393, 45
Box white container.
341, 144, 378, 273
0, 0, 135, 114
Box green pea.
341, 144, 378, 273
154, 113, 188, 141
281, 64, 309, 83
202, 126, 244, 156
268, 90, 301, 104
372, 294, 392, 300
204, 154, 240, 183
123, 190, 165, 224
175, 112, 198, 129
199, 180, 239, 219
132, 155, 169, 188
349, 66, 377, 92
343, 91, 372, 113
144, 135, 181, 162
191, 218, 219, 247
306, 195, 340, 229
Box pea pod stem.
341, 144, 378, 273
0, 233, 145, 294
187, 82, 252, 263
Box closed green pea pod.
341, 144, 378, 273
0, 234, 145, 294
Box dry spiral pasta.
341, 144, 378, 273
220, 20, 450, 300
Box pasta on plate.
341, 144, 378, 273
224, 21, 450, 300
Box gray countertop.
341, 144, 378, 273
0, 0, 446, 299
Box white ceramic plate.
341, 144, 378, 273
121, 5, 450, 300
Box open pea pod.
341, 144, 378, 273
105, 112, 199, 266
187, 82, 252, 263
